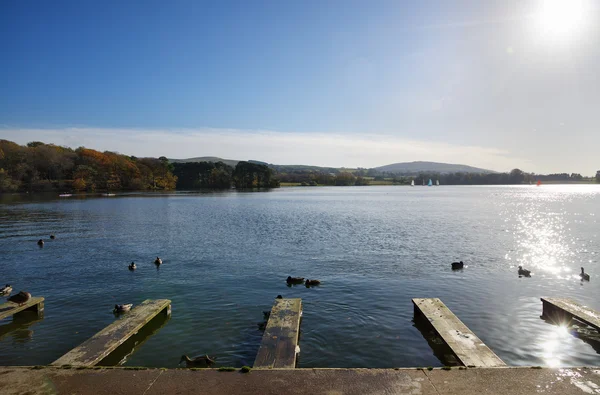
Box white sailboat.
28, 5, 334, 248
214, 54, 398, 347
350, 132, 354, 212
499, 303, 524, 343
436, 180, 439, 186
428, 179, 432, 187
411, 180, 415, 187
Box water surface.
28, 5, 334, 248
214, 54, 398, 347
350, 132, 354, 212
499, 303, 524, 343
1, 185, 599, 367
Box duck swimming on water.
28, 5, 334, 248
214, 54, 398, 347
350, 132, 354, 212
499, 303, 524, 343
286, 276, 304, 285
154, 257, 162, 265
580, 267, 590, 281
179, 354, 216, 367
37, 239, 44, 246
113, 304, 133, 313
128, 262, 136, 270
305, 279, 321, 287
518, 266, 531, 277
451, 261, 464, 270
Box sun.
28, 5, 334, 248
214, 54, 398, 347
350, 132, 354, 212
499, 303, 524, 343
534, 0, 589, 41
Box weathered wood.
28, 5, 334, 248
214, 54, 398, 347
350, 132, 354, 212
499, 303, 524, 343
0, 297, 45, 321
412, 298, 505, 367
254, 298, 302, 369
52, 299, 171, 367
541, 297, 600, 331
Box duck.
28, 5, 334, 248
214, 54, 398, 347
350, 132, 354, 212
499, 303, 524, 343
128, 262, 136, 270
113, 304, 133, 313
286, 276, 305, 285
8, 291, 31, 306
50, 234, 56, 240
154, 257, 162, 265
580, 267, 590, 281
276, 295, 283, 299
305, 279, 321, 287
179, 354, 216, 368
451, 261, 464, 270
37, 239, 44, 246
518, 266, 531, 277
0, 284, 12, 295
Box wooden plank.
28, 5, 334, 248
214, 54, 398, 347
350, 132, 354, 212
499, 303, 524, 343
254, 298, 302, 369
52, 299, 171, 367
541, 297, 600, 331
412, 298, 505, 367
0, 297, 45, 321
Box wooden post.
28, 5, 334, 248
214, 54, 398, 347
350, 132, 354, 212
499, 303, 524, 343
254, 298, 302, 369
52, 299, 171, 367
412, 298, 505, 367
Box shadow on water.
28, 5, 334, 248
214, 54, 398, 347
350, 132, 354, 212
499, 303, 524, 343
540, 315, 600, 355
97, 312, 171, 366
0, 311, 45, 343
412, 314, 460, 367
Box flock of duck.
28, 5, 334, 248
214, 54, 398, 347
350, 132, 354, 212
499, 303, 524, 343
5, 238, 592, 368
128, 257, 163, 271
286, 276, 321, 287
2, 235, 59, 305
0, 286, 31, 306
451, 260, 591, 281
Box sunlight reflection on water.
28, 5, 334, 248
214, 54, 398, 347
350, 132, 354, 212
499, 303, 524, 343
1, 185, 599, 367
504, 186, 598, 278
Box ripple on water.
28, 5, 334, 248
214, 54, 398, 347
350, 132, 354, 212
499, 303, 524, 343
0, 185, 599, 367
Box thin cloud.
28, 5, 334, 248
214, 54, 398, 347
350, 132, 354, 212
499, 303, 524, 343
0, 127, 530, 172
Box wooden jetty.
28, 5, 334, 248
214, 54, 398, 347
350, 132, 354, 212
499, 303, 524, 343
254, 298, 302, 369
0, 296, 44, 321
541, 297, 600, 331
412, 298, 505, 367
52, 299, 171, 367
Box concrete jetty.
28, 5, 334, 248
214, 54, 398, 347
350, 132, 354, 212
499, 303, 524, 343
541, 297, 600, 331
52, 299, 171, 367
254, 298, 302, 368
0, 366, 599, 395
413, 298, 505, 367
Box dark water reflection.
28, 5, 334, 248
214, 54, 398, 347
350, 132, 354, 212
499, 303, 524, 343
0, 186, 599, 367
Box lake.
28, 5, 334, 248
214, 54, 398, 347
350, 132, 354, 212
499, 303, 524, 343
1, 185, 599, 368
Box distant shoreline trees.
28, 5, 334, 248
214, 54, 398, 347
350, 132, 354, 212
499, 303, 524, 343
172, 160, 280, 189
0, 139, 595, 192
0, 140, 177, 192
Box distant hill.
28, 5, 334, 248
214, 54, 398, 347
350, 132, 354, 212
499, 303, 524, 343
374, 161, 495, 174
170, 157, 340, 173
170, 157, 495, 174
169, 156, 240, 167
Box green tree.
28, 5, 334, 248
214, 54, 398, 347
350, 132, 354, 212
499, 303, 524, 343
596, 170, 600, 183
509, 169, 525, 184
334, 172, 356, 186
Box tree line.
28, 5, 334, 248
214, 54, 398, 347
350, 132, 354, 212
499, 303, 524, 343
172, 161, 280, 189
0, 140, 177, 192
276, 168, 599, 186
1, 139, 597, 192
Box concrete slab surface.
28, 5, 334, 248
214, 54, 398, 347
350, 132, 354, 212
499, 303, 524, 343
0, 367, 599, 395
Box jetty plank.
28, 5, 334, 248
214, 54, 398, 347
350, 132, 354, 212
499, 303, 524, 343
412, 298, 505, 367
254, 298, 302, 369
0, 297, 44, 320
52, 299, 171, 367
541, 297, 600, 331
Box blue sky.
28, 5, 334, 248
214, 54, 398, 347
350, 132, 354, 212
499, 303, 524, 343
1, 1, 599, 173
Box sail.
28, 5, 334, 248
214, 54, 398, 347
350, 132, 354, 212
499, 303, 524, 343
537, 180, 541, 186
436, 180, 439, 186
411, 180, 415, 186
428, 179, 432, 187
